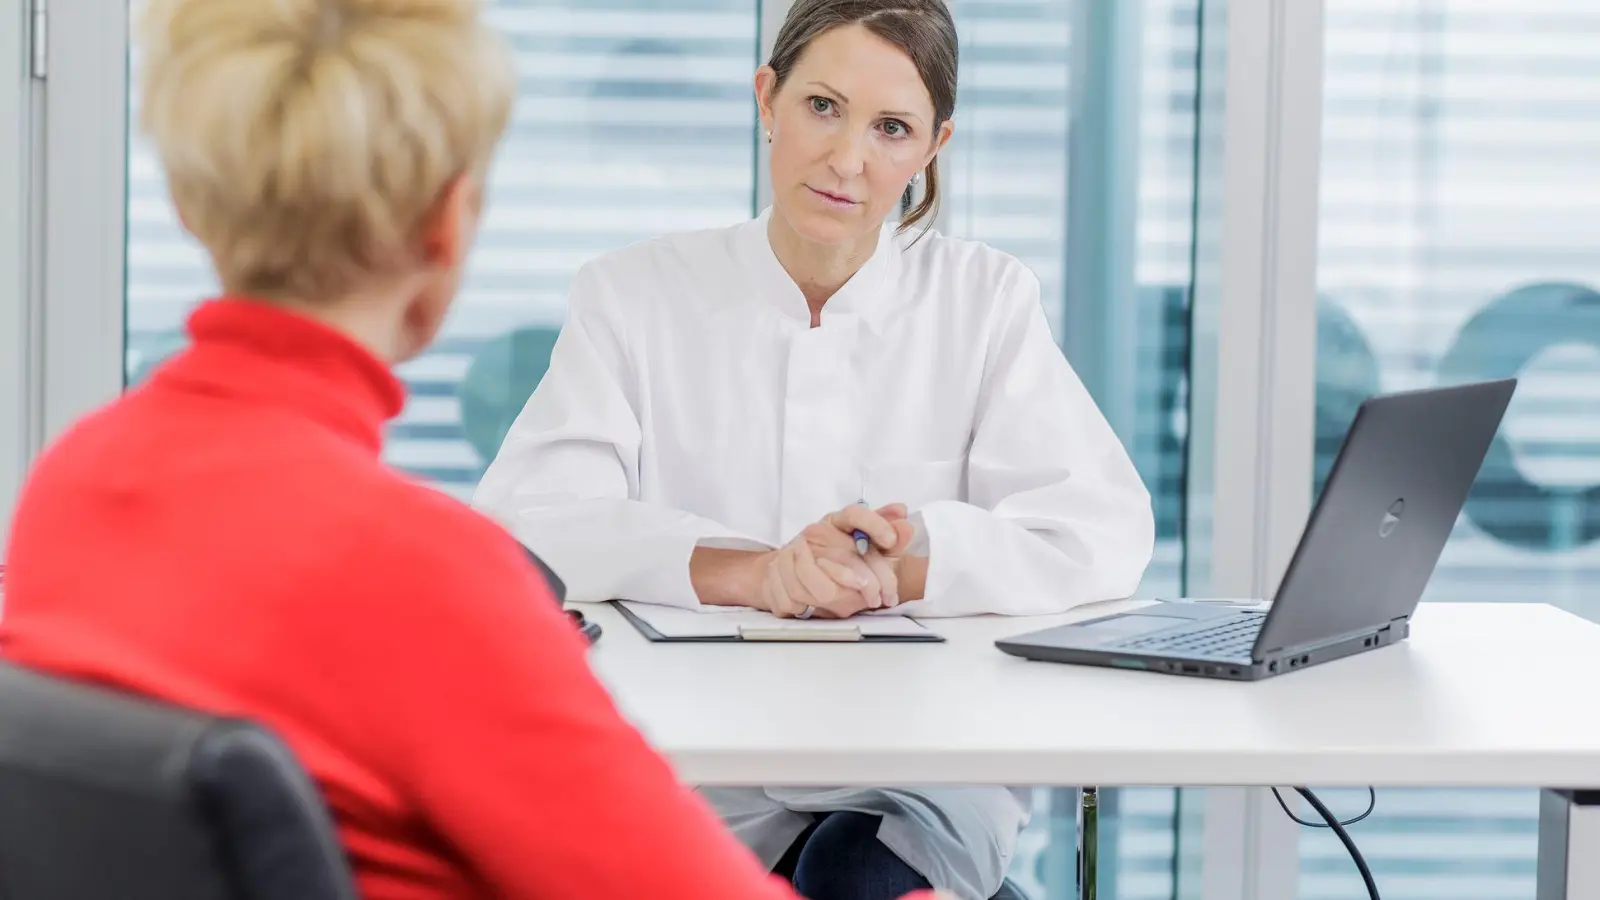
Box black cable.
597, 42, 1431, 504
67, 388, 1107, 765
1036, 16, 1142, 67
1289, 787, 1381, 900
1272, 786, 1375, 827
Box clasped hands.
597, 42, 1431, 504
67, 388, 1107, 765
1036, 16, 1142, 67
757, 503, 917, 620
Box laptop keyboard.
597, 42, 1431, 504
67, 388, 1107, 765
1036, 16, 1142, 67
1111, 611, 1267, 660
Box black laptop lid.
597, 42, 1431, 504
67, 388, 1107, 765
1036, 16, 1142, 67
1251, 379, 1516, 657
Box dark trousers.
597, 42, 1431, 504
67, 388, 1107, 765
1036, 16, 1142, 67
773, 811, 1028, 900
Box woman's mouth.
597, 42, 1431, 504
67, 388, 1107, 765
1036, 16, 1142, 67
807, 186, 859, 208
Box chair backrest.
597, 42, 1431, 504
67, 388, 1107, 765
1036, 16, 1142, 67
0, 662, 357, 900
458, 325, 561, 464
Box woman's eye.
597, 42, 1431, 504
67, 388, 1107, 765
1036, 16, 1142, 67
809, 96, 834, 115
881, 119, 909, 138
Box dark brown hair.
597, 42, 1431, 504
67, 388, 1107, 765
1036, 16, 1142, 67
767, 0, 958, 233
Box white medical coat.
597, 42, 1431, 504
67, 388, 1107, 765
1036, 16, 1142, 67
473, 209, 1155, 898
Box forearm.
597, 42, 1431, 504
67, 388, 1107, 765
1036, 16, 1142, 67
895, 555, 929, 603
477, 495, 771, 607
910, 498, 1152, 616
690, 547, 773, 608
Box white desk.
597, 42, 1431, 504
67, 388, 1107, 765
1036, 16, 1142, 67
589, 600, 1600, 899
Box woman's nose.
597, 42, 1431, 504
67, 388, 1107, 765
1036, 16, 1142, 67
826, 129, 867, 179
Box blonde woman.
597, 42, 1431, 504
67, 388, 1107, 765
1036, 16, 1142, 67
1, 2, 936, 898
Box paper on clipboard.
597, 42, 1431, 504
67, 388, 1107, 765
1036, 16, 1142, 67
615, 601, 932, 639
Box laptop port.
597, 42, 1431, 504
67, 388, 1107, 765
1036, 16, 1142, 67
1229, 668, 1241, 677
1288, 658, 1299, 668
1268, 661, 1278, 673
1300, 655, 1310, 665
1181, 663, 1200, 674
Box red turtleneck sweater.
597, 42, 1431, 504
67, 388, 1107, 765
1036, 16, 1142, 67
0, 299, 801, 900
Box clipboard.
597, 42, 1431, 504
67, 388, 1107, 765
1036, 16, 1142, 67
612, 601, 944, 643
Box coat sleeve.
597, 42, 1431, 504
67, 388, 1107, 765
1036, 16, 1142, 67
472, 263, 770, 608
904, 264, 1156, 617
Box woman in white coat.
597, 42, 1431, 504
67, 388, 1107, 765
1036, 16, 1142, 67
474, 0, 1155, 897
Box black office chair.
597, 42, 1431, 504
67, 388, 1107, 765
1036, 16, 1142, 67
0, 662, 357, 900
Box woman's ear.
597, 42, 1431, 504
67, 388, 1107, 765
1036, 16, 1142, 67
171, 193, 194, 237
754, 65, 779, 138
420, 174, 479, 270
928, 118, 955, 167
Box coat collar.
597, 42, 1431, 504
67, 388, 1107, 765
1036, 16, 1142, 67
738, 207, 902, 334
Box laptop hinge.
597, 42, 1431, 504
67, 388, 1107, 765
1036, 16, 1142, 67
1264, 622, 1396, 658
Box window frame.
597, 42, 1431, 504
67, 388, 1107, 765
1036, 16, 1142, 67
36, 0, 128, 447
1180, 0, 1324, 895
0, 1, 39, 549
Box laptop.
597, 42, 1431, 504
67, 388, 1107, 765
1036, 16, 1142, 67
995, 378, 1517, 680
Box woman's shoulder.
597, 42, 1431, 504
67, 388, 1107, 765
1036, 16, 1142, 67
892, 228, 1042, 312
575, 221, 749, 292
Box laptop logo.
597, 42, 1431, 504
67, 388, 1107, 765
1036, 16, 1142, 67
1379, 499, 1405, 538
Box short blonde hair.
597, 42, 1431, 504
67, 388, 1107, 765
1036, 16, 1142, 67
138, 0, 516, 300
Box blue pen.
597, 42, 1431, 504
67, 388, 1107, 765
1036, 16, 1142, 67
852, 499, 871, 555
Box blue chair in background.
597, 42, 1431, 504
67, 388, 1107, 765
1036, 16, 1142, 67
458, 326, 561, 465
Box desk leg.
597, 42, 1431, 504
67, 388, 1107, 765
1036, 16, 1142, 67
1537, 789, 1600, 900
1078, 787, 1097, 900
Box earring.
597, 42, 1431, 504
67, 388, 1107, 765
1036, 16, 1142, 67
909, 171, 923, 187
766, 129, 772, 143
